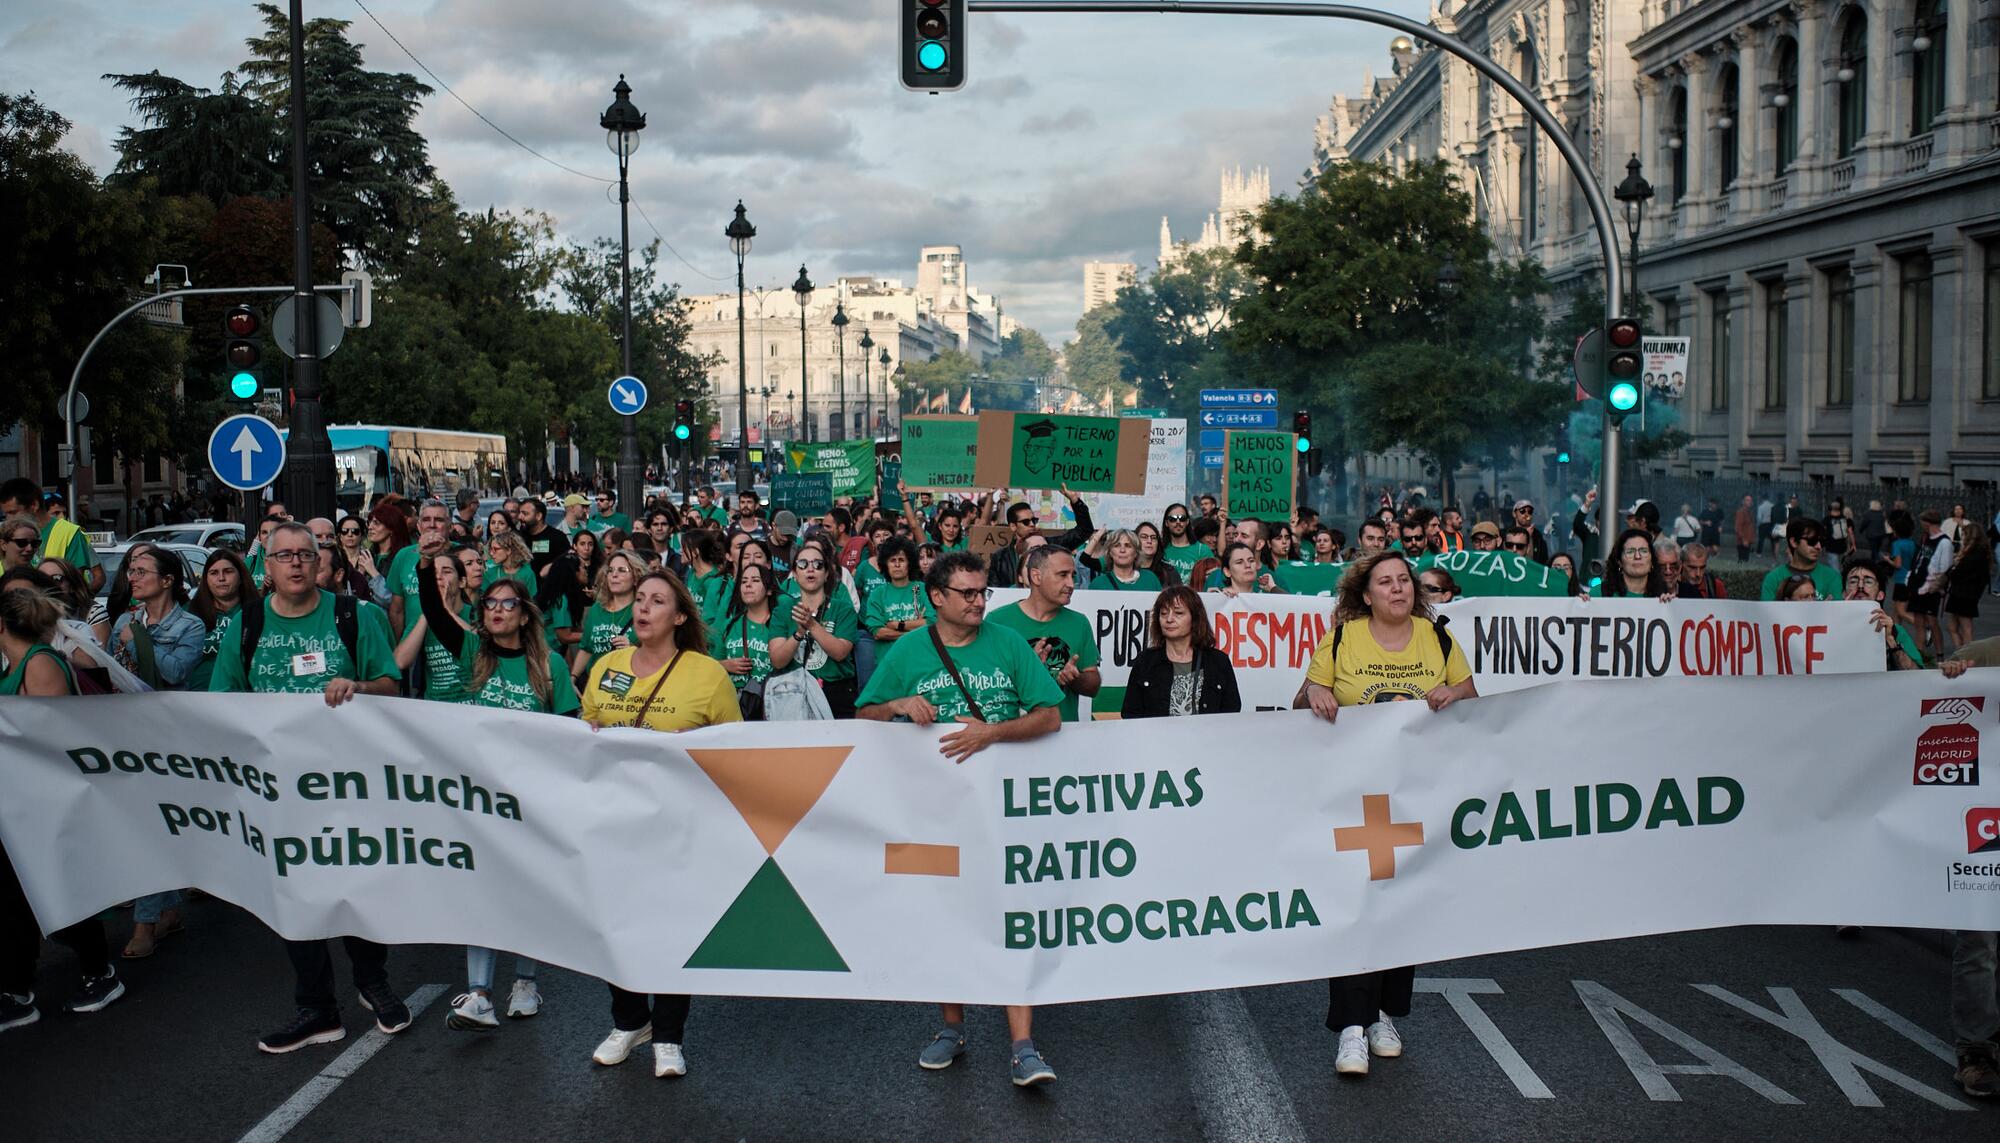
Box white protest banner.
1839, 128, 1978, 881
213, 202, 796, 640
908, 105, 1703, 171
1019, 589, 1891, 716
1096, 418, 1188, 530
2, 673, 1993, 1006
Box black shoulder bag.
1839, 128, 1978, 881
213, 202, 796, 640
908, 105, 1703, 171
928, 625, 987, 722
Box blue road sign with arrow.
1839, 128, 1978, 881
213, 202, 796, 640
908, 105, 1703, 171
1198, 388, 1277, 408
1199, 408, 1278, 428
607, 375, 648, 416
207, 414, 286, 491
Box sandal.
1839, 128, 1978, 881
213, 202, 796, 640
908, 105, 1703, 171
121, 912, 185, 959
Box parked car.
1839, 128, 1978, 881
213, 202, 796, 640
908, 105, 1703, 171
127, 522, 246, 550
92, 541, 212, 602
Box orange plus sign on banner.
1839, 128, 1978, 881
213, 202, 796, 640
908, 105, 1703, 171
1335, 794, 1426, 881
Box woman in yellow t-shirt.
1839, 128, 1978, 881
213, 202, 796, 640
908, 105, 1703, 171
577, 569, 739, 1079
1296, 550, 1475, 1079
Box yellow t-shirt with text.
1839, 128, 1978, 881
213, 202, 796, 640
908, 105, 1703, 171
1305, 617, 1471, 708
580, 646, 743, 732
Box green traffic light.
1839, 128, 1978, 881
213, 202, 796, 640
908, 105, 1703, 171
1295, 437, 1311, 454
1608, 381, 1640, 412
230, 372, 259, 400
918, 40, 947, 70
1557, 450, 1572, 464
674, 424, 691, 441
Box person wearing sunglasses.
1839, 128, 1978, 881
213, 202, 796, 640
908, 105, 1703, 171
571, 551, 646, 682
0, 515, 41, 573
1758, 517, 1841, 601
777, 537, 859, 716
1498, 527, 1535, 560
858, 549, 1063, 1086
416, 554, 578, 1034
393, 551, 477, 701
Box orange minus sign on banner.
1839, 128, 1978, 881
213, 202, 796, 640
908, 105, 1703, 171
884, 843, 960, 877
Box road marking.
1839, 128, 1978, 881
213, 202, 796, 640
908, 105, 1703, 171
236, 984, 447, 1143
1695, 985, 1971, 1110
1168, 989, 1305, 1143
1414, 978, 1554, 1099
1574, 980, 1801, 1104
1833, 988, 1958, 1064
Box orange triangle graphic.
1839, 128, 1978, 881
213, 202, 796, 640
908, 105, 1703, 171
685, 747, 853, 856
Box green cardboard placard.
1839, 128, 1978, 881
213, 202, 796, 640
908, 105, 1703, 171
972, 411, 1147, 494
880, 461, 903, 511
1268, 551, 1572, 598
898, 416, 980, 492
780, 440, 876, 499
770, 472, 834, 517
1221, 430, 1295, 522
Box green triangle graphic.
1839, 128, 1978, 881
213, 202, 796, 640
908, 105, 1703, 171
684, 856, 850, 972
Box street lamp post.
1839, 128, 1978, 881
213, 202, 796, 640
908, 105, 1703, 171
830, 300, 850, 441
878, 347, 892, 438
1613, 155, 1654, 321
725, 201, 756, 490
601, 76, 646, 513
791, 265, 813, 443
857, 328, 875, 440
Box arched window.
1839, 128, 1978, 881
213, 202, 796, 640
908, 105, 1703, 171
1519, 43, 1539, 245
1669, 86, 1688, 201
1717, 62, 1740, 190
1837, 12, 1867, 158
1774, 37, 1799, 172
1911, 0, 1946, 135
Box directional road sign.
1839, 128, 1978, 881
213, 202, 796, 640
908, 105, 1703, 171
1199, 408, 1279, 428
1199, 388, 1277, 408
608, 375, 648, 416
207, 414, 286, 491
1199, 449, 1226, 469
1199, 429, 1226, 449
272, 294, 346, 360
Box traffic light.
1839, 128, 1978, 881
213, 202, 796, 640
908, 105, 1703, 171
901, 0, 966, 92
673, 399, 694, 442
223, 305, 262, 401
1603, 318, 1643, 425
1292, 410, 1312, 453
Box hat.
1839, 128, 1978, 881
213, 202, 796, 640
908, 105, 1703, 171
562, 493, 587, 508
1512, 499, 1534, 511
1470, 521, 1502, 539
1021, 418, 1058, 439
1625, 499, 1659, 522
772, 510, 800, 538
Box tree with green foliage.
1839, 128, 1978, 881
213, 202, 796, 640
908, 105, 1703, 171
559, 237, 717, 463
1103, 247, 1248, 419
1065, 306, 1135, 410
896, 350, 979, 414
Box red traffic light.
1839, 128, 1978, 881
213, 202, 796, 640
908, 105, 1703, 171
226, 342, 260, 368
1606, 318, 1642, 349
224, 305, 260, 338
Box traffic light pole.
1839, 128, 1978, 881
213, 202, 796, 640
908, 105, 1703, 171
283, 0, 336, 522
57, 282, 354, 519
966, 0, 1626, 554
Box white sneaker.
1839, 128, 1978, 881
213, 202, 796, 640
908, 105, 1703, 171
1335, 1025, 1369, 1076
506, 979, 541, 1018
446, 991, 497, 1031
653, 1042, 688, 1078
1367, 1012, 1402, 1058
591, 1023, 652, 1066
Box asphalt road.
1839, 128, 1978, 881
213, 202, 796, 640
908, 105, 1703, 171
3, 898, 1990, 1142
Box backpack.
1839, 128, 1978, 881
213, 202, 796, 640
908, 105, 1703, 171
239, 594, 360, 678
1327, 615, 1454, 663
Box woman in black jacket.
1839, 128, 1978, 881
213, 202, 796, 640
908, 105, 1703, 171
1121, 585, 1241, 718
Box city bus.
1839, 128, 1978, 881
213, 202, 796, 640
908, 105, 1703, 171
286, 424, 509, 513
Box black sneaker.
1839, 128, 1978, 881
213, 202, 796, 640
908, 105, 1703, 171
258, 1007, 346, 1054
0, 991, 39, 1032
63, 969, 125, 1014
1957, 1047, 2000, 1098
356, 983, 411, 1034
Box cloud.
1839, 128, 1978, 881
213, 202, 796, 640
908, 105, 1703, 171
1020, 107, 1096, 135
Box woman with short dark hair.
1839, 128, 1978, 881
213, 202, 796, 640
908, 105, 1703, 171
1120, 586, 1240, 718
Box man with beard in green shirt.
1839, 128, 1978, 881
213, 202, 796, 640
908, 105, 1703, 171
857, 549, 1063, 1088
986, 545, 1101, 722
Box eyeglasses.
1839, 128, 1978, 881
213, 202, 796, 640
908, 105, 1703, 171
4, 536, 35, 548
1620, 548, 1651, 559
1012, 517, 1039, 527
940, 586, 993, 603
794, 559, 826, 570
1798, 536, 1824, 546
1165, 514, 1190, 523
483, 597, 523, 612
337, 526, 363, 536
1503, 542, 1529, 551
267, 550, 317, 565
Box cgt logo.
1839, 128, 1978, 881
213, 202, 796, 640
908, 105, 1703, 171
1970, 808, 2000, 855
1915, 725, 1980, 785
1922, 696, 1986, 721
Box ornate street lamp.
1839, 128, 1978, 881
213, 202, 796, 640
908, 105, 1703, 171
791, 264, 813, 442
601, 75, 646, 511
858, 328, 875, 440
830, 300, 850, 441
724, 201, 756, 488
1613, 155, 1654, 318
1436, 254, 1462, 298
878, 346, 892, 437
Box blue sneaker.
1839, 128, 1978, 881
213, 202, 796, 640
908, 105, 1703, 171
1011, 1047, 1056, 1087
918, 1028, 965, 1070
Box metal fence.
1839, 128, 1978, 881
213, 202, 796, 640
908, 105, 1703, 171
1624, 473, 1998, 536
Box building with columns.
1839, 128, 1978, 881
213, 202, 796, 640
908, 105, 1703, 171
1160, 167, 1271, 266
1321, 0, 2000, 487
682, 246, 1008, 444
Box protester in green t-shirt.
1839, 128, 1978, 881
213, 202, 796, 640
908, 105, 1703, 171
573, 550, 644, 681
987, 547, 1102, 723
186, 548, 257, 694
394, 551, 477, 702
209, 523, 401, 701
1158, 503, 1204, 583
864, 537, 933, 641
1760, 517, 1841, 600
588, 490, 634, 534
1209, 542, 1280, 596
387, 499, 454, 637
856, 549, 1063, 1086
482, 530, 539, 597
777, 537, 860, 715
1838, 554, 1922, 670
1083, 528, 1163, 593
709, 564, 793, 695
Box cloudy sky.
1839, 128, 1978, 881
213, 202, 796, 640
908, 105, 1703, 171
4, 0, 1428, 342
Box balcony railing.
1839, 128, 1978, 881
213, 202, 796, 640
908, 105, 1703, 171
1765, 178, 1787, 211
1830, 157, 1856, 194
1902, 133, 1934, 175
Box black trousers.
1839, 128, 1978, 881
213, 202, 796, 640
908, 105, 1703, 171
609, 985, 690, 1041
287, 936, 390, 1013
0, 839, 109, 995
1325, 966, 1415, 1033
823, 676, 858, 720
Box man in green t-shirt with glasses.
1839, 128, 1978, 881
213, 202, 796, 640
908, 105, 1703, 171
857, 549, 1063, 1088
987, 545, 1101, 723
208, 521, 409, 1055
